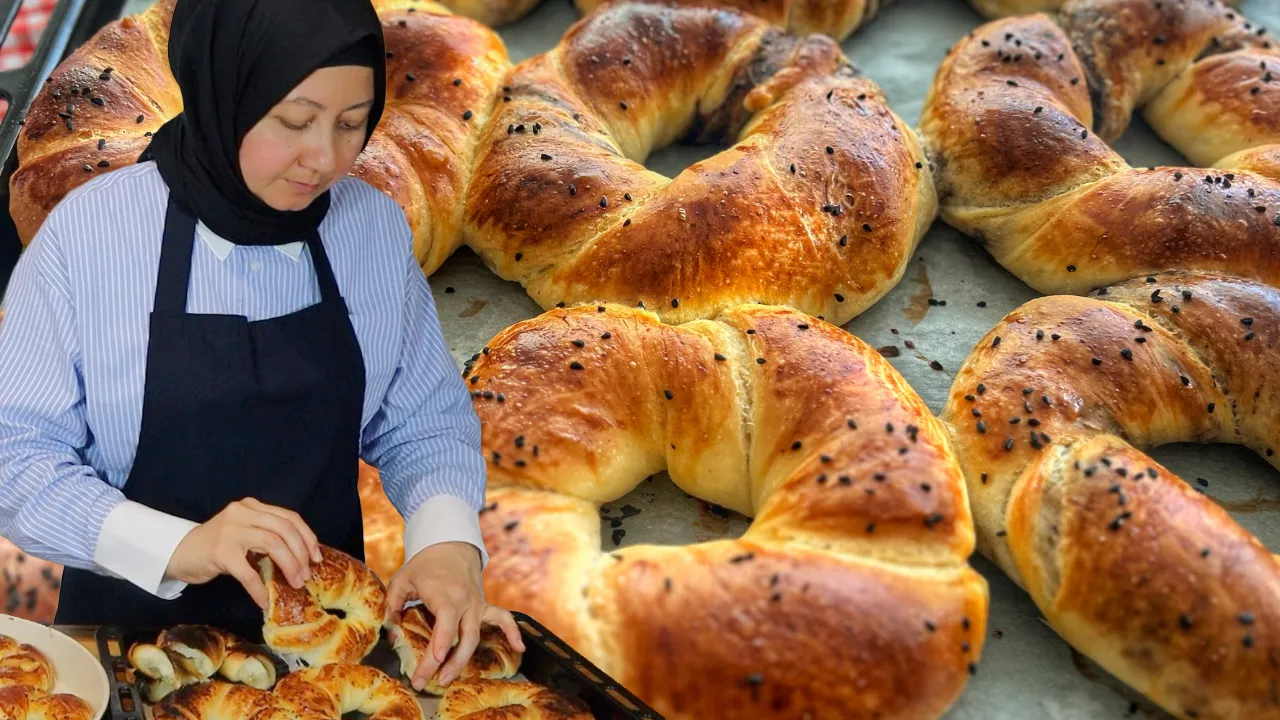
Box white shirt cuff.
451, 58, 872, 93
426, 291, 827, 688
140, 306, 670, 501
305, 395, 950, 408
403, 494, 489, 570
93, 500, 198, 600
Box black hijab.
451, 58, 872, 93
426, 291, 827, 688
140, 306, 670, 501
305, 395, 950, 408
140, 0, 386, 246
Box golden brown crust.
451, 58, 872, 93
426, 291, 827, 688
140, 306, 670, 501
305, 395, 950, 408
0, 684, 93, 720
9, 0, 509, 278
465, 4, 935, 326
942, 273, 1279, 719
436, 678, 592, 720
0, 633, 53, 691
468, 303, 987, 719
385, 605, 521, 695
921, 3, 1280, 297
259, 545, 387, 668
274, 665, 423, 720
573, 0, 893, 42
1008, 437, 1280, 720
152, 681, 276, 720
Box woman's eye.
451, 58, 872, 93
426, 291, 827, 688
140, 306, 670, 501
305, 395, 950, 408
340, 117, 369, 131
278, 117, 311, 131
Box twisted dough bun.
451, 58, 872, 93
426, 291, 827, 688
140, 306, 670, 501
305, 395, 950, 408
258, 546, 387, 669
151, 681, 276, 720
0, 685, 91, 720
129, 626, 276, 702
7, 0, 510, 277
464, 303, 987, 720
466, 3, 935, 327
0, 634, 51, 690
920, 0, 1280, 296
385, 605, 520, 695
942, 271, 1279, 720
273, 665, 422, 720
435, 678, 592, 720
154, 666, 421, 720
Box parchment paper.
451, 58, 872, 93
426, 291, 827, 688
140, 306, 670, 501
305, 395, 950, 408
114, 0, 1280, 717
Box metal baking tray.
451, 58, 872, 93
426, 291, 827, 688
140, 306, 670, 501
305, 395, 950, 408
45, 0, 1280, 717
95, 612, 660, 720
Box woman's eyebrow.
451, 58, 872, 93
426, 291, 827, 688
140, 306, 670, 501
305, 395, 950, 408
285, 97, 375, 111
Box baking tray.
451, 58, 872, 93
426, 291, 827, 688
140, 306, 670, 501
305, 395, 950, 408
62, 0, 1280, 717
95, 612, 661, 720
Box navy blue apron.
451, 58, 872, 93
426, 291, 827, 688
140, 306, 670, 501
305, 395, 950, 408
54, 196, 366, 641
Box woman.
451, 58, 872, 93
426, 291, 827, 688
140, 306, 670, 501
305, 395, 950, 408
0, 0, 522, 691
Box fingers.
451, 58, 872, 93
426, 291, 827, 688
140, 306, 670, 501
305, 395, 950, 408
484, 605, 526, 653
225, 554, 269, 610
243, 498, 322, 563
243, 528, 306, 590
238, 501, 315, 578
437, 605, 482, 686
414, 602, 459, 690
386, 575, 413, 625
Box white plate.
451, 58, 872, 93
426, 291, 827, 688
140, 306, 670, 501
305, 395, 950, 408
0, 614, 110, 716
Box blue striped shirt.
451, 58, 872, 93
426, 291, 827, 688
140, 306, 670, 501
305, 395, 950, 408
0, 161, 487, 586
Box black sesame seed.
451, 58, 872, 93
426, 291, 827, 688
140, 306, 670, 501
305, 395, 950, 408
791, 441, 802, 450
1240, 611, 1256, 625
405, 72, 415, 81
599, 196, 608, 208
541, 153, 552, 161
981, 472, 988, 484
1179, 614, 1193, 630
1208, 402, 1216, 414
714, 353, 726, 361
756, 357, 766, 365
1004, 438, 1014, 451
462, 110, 473, 120
977, 421, 987, 434
847, 419, 857, 429
1035, 329, 1045, 340
992, 336, 1002, 348
1120, 348, 1133, 361
1245, 332, 1255, 341
1067, 264, 1076, 272
826, 146, 834, 154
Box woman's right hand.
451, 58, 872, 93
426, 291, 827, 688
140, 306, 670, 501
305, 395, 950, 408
164, 497, 323, 609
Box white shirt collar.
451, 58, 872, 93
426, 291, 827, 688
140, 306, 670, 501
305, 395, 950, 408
195, 221, 305, 262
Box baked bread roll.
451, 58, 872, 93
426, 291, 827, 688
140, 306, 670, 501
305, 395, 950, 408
435, 678, 592, 720
8, 0, 510, 277
941, 271, 1279, 720
0, 634, 52, 690
258, 546, 387, 669
573, 0, 893, 41
128, 625, 276, 701
273, 664, 422, 720
0, 685, 92, 720
920, 0, 1280, 296
385, 605, 520, 695
465, 303, 988, 720
465, 3, 935, 327
151, 681, 276, 720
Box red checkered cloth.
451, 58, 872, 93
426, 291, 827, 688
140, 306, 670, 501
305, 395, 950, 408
0, 0, 57, 71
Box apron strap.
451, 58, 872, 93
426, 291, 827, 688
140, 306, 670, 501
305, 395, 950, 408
153, 199, 200, 314
305, 230, 345, 307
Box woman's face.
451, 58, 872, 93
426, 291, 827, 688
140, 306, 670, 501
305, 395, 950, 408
238, 65, 375, 211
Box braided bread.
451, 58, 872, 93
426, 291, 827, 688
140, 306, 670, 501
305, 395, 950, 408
920, 0, 1280, 295
941, 271, 1279, 719
385, 605, 520, 695
465, 3, 934, 327
258, 546, 387, 669
435, 678, 592, 720
464, 302, 987, 720
129, 626, 275, 702
0, 634, 51, 691
7, 0, 510, 277
0, 685, 92, 720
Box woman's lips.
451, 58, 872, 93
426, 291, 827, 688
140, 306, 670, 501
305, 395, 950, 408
287, 179, 319, 194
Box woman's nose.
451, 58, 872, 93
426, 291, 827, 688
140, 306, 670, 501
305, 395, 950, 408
299, 132, 338, 175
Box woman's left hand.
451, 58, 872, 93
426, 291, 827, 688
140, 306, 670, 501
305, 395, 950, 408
386, 541, 526, 690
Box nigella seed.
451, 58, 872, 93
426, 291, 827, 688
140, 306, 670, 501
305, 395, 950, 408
847, 419, 857, 429
826, 146, 834, 154
980, 472, 988, 484
1035, 329, 1044, 340
924, 513, 944, 528
624, 192, 633, 201
619, 101, 628, 110
97, 160, 109, 168
571, 339, 585, 348
977, 383, 986, 395
790, 164, 797, 174
541, 153, 552, 161
1092, 358, 1102, 365
664, 389, 674, 400
405, 72, 415, 81
992, 336, 1002, 348
599, 196, 608, 208
791, 441, 802, 450
1120, 348, 1133, 361
977, 421, 987, 434
1179, 614, 1194, 630
1208, 402, 1216, 414
1245, 332, 1255, 341
756, 357, 766, 365
602, 332, 612, 340
714, 353, 726, 361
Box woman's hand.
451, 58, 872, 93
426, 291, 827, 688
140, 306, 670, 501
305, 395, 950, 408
164, 497, 322, 609
386, 541, 525, 691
